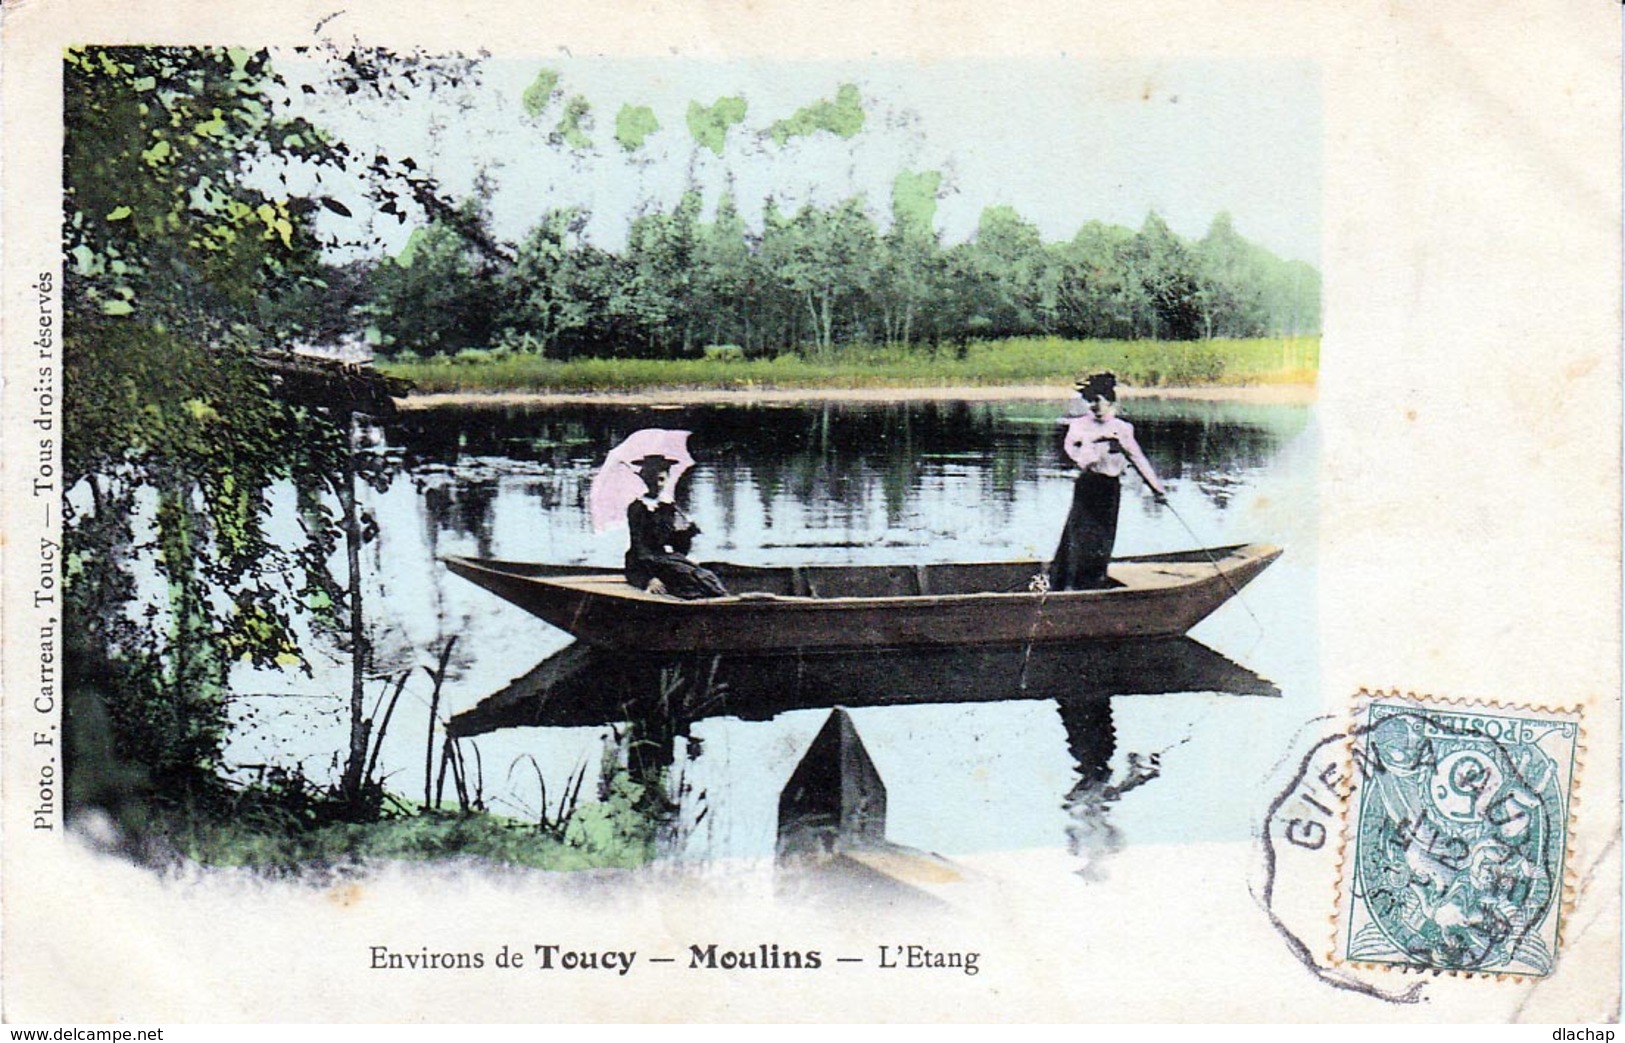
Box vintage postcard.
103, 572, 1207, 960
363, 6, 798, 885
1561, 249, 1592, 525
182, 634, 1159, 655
2, 0, 1618, 1025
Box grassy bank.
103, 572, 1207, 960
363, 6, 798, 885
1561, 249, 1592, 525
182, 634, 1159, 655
102, 758, 670, 874
117, 789, 667, 873
150, 807, 657, 873
379, 336, 1319, 395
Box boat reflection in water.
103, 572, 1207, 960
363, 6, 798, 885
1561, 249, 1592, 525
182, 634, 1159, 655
448, 638, 1278, 880
449, 637, 1277, 733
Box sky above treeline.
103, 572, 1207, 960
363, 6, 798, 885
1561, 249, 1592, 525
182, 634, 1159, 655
278, 53, 1321, 266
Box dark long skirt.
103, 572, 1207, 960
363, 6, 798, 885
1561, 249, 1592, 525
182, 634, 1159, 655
1048, 472, 1121, 591
626, 552, 729, 600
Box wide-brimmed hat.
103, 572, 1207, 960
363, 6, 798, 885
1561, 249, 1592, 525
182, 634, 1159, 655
631, 453, 681, 473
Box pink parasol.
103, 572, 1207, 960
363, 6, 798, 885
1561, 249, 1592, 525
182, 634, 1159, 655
589, 428, 695, 533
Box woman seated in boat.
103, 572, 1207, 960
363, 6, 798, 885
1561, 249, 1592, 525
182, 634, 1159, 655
1049, 372, 1168, 591
625, 453, 729, 599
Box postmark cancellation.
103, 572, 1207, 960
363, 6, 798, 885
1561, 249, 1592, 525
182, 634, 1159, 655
1333, 690, 1583, 978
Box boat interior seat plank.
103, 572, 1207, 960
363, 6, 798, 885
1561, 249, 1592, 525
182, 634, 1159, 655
1108, 561, 1213, 588
796, 564, 930, 599
521, 554, 1236, 600
928, 562, 1043, 595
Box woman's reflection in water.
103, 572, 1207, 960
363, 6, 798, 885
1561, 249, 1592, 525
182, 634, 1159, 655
1056, 697, 1163, 881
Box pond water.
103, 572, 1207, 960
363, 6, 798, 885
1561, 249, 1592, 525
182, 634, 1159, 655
226, 395, 1317, 871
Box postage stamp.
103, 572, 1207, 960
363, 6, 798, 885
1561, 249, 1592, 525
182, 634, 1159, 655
1335, 692, 1583, 978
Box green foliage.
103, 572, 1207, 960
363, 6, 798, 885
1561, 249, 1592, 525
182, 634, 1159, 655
63, 46, 335, 331
964, 205, 1046, 336
686, 95, 747, 156
551, 94, 593, 150
368, 178, 1318, 363
870, 173, 946, 350
562, 765, 662, 867
145, 802, 634, 872
690, 194, 755, 351
497, 207, 606, 358
769, 82, 865, 146
520, 67, 559, 118
1048, 221, 1136, 338
1121, 212, 1201, 340
761, 198, 879, 354
614, 103, 660, 151
120, 736, 669, 871
614, 190, 705, 356
1193, 212, 1268, 338
77, 667, 672, 872
370, 206, 502, 355
62, 45, 379, 811
890, 169, 941, 238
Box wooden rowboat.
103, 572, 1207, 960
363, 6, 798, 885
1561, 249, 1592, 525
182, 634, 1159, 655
441, 543, 1281, 653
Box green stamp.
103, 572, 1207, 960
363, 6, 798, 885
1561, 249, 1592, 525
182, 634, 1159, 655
1339, 695, 1581, 977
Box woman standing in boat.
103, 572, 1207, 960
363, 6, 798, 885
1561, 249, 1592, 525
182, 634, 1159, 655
625, 454, 729, 599
1049, 372, 1167, 591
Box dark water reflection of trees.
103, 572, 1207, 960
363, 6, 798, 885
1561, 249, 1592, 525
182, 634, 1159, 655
392, 399, 1307, 541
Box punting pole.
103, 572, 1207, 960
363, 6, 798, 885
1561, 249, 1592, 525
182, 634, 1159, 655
1115, 444, 1264, 632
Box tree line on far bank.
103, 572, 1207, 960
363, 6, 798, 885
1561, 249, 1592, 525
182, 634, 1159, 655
315, 185, 1320, 363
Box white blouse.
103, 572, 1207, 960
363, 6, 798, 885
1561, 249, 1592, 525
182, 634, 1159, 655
1058, 414, 1166, 495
